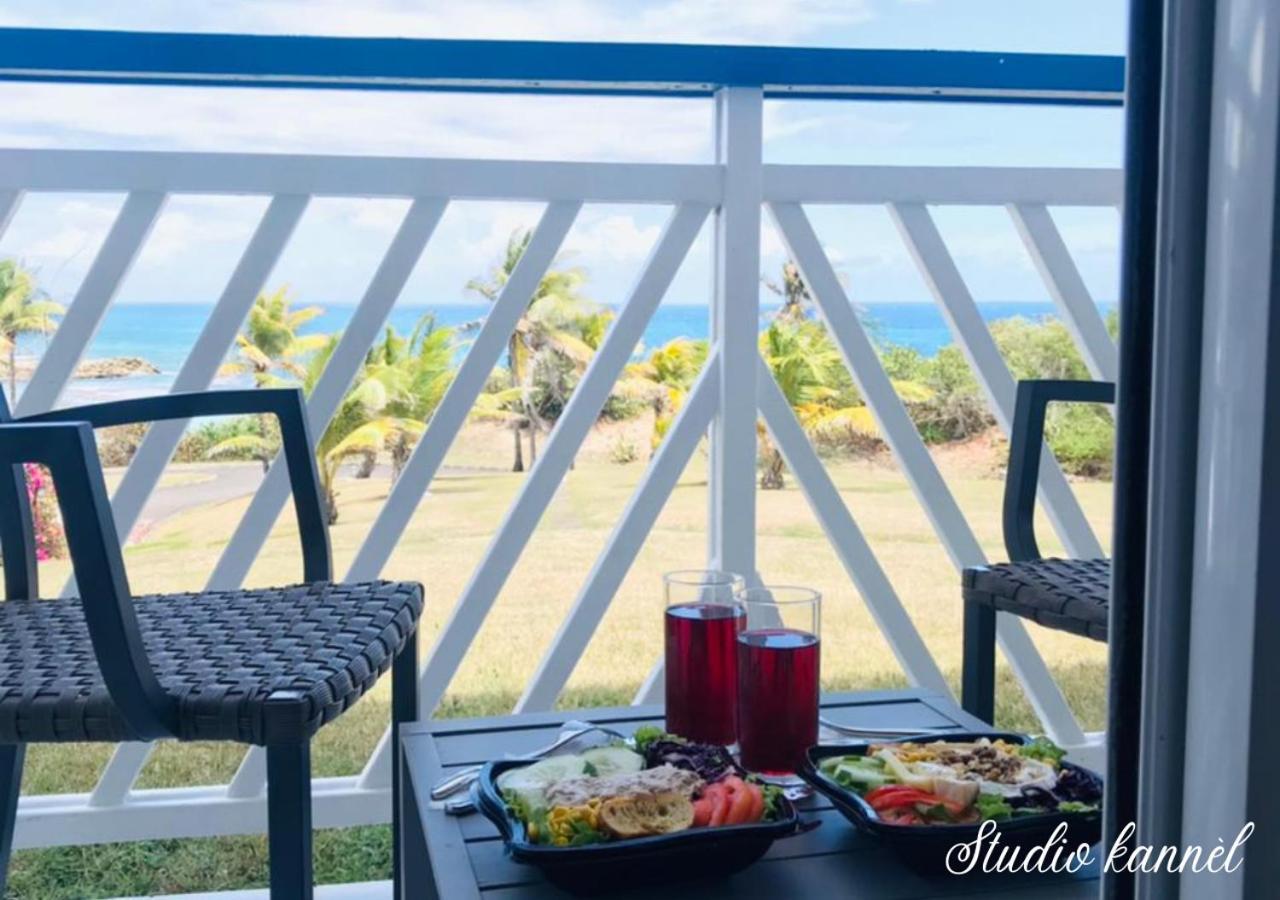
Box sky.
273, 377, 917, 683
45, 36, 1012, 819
0, 1, 1128, 309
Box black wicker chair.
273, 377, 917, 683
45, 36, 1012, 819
961, 379, 1114, 723
0, 388, 423, 899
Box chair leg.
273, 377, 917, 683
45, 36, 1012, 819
392, 633, 419, 900
0, 744, 25, 896
267, 741, 313, 900
962, 600, 997, 724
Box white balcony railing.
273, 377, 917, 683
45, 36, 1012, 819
0, 78, 1120, 851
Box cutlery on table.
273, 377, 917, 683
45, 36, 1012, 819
818, 716, 957, 738
429, 722, 627, 801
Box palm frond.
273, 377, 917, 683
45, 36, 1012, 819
205, 434, 273, 459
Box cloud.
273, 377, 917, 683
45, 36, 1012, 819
0, 82, 715, 164
0, 0, 877, 163
564, 213, 661, 264
0, 0, 874, 44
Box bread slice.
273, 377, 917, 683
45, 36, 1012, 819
598, 792, 695, 839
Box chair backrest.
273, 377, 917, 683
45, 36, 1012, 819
0, 390, 38, 600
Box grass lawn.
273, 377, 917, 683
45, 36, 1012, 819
8, 429, 1112, 898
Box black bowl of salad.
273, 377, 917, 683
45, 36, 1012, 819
473, 727, 804, 894
798, 732, 1102, 873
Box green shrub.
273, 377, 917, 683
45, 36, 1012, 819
912, 346, 993, 443
97, 423, 150, 467
608, 435, 641, 464
1045, 403, 1114, 477
600, 378, 659, 422
175, 416, 275, 463
879, 344, 928, 382
989, 316, 1090, 380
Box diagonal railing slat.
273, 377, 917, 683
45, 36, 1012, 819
767, 202, 987, 570
15, 191, 166, 417
352, 201, 585, 788
890, 202, 1105, 560
769, 201, 1085, 745
755, 354, 950, 693
190, 198, 449, 797
393, 204, 708, 714
62, 195, 310, 599
516, 358, 720, 712
1007, 203, 1119, 382
342, 202, 582, 584
205, 197, 448, 591
0, 189, 21, 240
359, 205, 706, 785
86, 198, 310, 807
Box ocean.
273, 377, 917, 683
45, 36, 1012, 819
22, 300, 1112, 406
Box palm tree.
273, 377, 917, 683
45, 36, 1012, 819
758, 319, 879, 489
214, 287, 326, 471
330, 314, 456, 486
624, 337, 709, 454
762, 260, 813, 322
0, 260, 65, 403
466, 229, 609, 470
220, 286, 327, 387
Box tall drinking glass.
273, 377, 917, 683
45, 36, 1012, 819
736, 586, 821, 779
664, 570, 745, 745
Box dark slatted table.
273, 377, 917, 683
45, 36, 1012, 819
400, 690, 1101, 899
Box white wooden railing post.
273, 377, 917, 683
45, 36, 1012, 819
707, 86, 763, 581
634, 88, 763, 705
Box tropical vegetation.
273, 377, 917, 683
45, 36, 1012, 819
4, 249, 1115, 532
0, 259, 65, 404
466, 228, 613, 471
211, 287, 326, 471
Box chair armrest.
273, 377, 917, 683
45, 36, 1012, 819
0, 421, 176, 739
1004, 379, 1116, 562
23, 389, 332, 582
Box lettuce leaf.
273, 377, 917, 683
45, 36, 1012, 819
976, 792, 1013, 822
1018, 736, 1067, 768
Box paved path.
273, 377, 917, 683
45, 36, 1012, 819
115, 461, 507, 529
104, 462, 265, 527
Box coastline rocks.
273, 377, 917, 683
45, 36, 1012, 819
9, 356, 161, 380
73, 357, 161, 379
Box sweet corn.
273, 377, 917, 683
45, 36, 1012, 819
546, 798, 603, 846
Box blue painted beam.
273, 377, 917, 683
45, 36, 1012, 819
0, 28, 1124, 106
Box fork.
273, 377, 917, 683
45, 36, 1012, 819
429, 722, 627, 801
819, 716, 957, 738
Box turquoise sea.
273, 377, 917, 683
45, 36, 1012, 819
25, 301, 1113, 406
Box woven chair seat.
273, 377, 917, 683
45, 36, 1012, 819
963, 558, 1110, 641
0, 580, 422, 744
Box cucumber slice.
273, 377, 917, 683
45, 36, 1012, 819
581, 746, 644, 777
498, 754, 590, 815
834, 761, 892, 789
498, 754, 589, 793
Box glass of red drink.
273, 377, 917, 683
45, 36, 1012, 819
736, 586, 821, 781
663, 570, 745, 745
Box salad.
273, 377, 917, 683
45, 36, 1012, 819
498, 726, 783, 847
816, 736, 1101, 826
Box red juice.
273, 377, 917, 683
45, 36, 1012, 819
664, 602, 744, 744
736, 629, 820, 774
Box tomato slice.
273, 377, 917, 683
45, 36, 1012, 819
722, 777, 754, 825
705, 784, 731, 827
865, 785, 967, 818
692, 795, 713, 827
